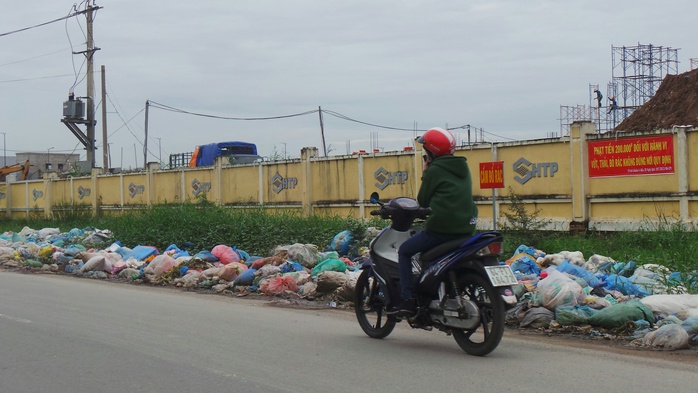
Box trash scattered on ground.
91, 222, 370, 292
2, 227, 698, 352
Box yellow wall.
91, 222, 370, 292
221, 165, 260, 205
312, 158, 360, 202
4, 125, 698, 230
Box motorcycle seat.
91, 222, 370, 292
419, 235, 473, 262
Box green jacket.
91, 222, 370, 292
417, 155, 478, 236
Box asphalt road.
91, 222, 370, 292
1, 271, 696, 393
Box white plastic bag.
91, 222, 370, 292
641, 294, 698, 319
537, 269, 586, 311
640, 324, 690, 350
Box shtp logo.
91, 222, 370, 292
374, 167, 408, 190
272, 173, 298, 194
191, 179, 212, 196
513, 158, 558, 184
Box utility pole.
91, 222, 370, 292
60, 1, 101, 172
101, 65, 108, 172
318, 106, 327, 157
85, 2, 97, 168
144, 100, 149, 170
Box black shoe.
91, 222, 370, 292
386, 299, 416, 317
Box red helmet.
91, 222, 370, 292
416, 127, 456, 156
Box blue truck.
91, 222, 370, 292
169, 141, 262, 168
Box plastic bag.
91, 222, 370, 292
193, 250, 218, 262
681, 316, 698, 335
603, 274, 649, 297
284, 243, 319, 267
316, 271, 349, 293
211, 245, 239, 265
144, 254, 178, 277
80, 255, 113, 273
587, 299, 654, 329
536, 269, 586, 311
555, 260, 604, 288
329, 230, 353, 256
311, 258, 347, 277
233, 268, 257, 286
262, 275, 298, 296
280, 260, 304, 273
555, 305, 597, 326
640, 324, 690, 350
251, 256, 284, 270
641, 294, 698, 319
520, 307, 554, 328
125, 245, 159, 261
219, 262, 246, 281
510, 255, 541, 276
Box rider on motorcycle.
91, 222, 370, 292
387, 127, 479, 317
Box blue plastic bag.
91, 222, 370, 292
280, 260, 304, 273
604, 274, 650, 297
330, 230, 353, 255
556, 260, 604, 288
235, 249, 251, 262
193, 250, 218, 262
510, 255, 541, 276
125, 245, 159, 261
233, 268, 258, 286
514, 244, 539, 257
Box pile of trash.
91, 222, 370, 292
0, 227, 364, 305
505, 245, 698, 351
2, 226, 698, 351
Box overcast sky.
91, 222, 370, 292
1, 0, 696, 170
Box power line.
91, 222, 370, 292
0, 74, 74, 84
148, 101, 318, 120
0, 8, 89, 38
146, 101, 479, 134
0, 48, 70, 67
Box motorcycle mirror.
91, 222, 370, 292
369, 192, 380, 204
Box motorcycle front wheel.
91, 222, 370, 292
451, 273, 505, 356
354, 269, 396, 339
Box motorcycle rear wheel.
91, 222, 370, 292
354, 269, 396, 339
451, 273, 505, 356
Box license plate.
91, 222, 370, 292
484, 265, 518, 287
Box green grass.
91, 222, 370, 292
503, 229, 698, 272
0, 203, 380, 257
1, 203, 696, 287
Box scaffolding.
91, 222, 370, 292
611, 44, 679, 122
560, 44, 679, 135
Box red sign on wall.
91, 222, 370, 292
480, 161, 504, 189
588, 135, 674, 178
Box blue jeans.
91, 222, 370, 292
397, 231, 453, 300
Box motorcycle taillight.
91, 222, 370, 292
476, 241, 503, 257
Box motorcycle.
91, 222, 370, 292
354, 192, 518, 356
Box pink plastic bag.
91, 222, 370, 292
263, 275, 298, 296
211, 245, 240, 265
145, 254, 177, 277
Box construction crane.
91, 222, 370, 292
0, 160, 30, 182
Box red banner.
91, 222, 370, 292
479, 161, 504, 189
588, 135, 674, 178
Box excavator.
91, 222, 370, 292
0, 160, 30, 182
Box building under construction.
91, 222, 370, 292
560, 44, 679, 135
